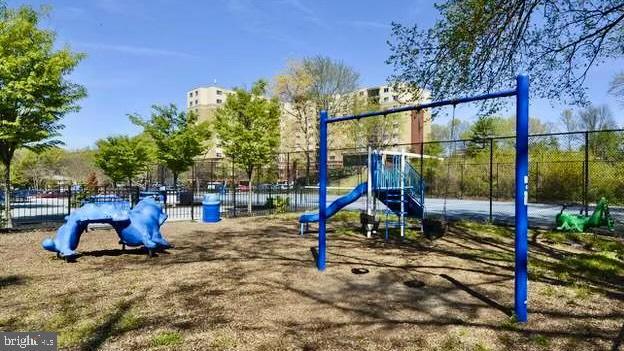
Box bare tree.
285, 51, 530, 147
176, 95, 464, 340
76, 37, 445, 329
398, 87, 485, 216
275, 61, 317, 183
388, 0, 624, 107
275, 57, 359, 183
610, 72, 624, 104
560, 109, 579, 150
577, 105, 618, 131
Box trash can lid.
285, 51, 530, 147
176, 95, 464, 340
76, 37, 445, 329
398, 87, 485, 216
202, 194, 220, 204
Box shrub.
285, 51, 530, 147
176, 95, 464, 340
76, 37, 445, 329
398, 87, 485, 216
266, 196, 290, 213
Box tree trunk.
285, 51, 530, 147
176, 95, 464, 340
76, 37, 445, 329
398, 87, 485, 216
173, 172, 178, 189
3, 162, 13, 228
247, 168, 253, 213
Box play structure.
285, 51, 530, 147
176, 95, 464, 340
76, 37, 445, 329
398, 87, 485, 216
556, 197, 614, 232
42, 197, 170, 259
310, 75, 530, 322
299, 150, 425, 239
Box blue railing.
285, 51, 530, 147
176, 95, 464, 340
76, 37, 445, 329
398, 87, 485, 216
403, 162, 424, 207
371, 154, 424, 208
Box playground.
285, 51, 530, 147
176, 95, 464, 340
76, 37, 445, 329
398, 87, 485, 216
1, 215, 623, 350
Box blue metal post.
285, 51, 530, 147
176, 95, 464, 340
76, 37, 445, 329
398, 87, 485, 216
514, 74, 529, 322
317, 110, 328, 271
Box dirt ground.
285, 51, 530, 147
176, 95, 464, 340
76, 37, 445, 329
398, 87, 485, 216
1, 214, 623, 351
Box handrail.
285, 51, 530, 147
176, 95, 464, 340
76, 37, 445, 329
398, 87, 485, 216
371, 155, 424, 207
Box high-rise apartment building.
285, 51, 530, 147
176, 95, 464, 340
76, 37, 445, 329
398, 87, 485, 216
186, 83, 431, 168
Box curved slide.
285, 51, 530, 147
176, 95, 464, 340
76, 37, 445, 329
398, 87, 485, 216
299, 182, 368, 227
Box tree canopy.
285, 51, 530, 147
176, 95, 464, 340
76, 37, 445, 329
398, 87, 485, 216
274, 57, 359, 183
0, 4, 85, 227
387, 0, 624, 106
130, 104, 211, 187
94, 135, 153, 186
215, 80, 281, 211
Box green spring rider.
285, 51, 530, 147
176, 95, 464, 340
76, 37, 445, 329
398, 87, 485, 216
555, 197, 615, 233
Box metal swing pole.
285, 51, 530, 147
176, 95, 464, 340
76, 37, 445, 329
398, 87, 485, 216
367, 146, 373, 238
515, 74, 529, 323
317, 110, 328, 271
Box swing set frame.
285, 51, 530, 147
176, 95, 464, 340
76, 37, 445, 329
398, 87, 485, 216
316, 74, 530, 322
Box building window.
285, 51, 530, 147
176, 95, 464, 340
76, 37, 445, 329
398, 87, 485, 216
216, 90, 222, 95
359, 91, 364, 96
216, 152, 223, 158
189, 101, 193, 106
330, 155, 336, 161
195, 99, 198, 105
383, 97, 389, 102
383, 87, 389, 93
189, 92, 193, 98
195, 91, 198, 96
216, 99, 223, 104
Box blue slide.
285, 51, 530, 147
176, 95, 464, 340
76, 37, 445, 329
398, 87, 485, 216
299, 182, 367, 227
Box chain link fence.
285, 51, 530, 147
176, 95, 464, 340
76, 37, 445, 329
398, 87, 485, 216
3, 129, 623, 232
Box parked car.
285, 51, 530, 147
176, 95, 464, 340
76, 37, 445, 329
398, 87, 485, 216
205, 182, 227, 193
237, 181, 250, 192
80, 194, 127, 207
40, 190, 67, 198
257, 183, 275, 191
276, 181, 292, 191
139, 191, 165, 203
2, 189, 30, 202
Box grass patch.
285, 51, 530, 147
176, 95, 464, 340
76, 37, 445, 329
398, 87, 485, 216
151, 331, 183, 347
541, 231, 624, 257
58, 321, 98, 348
530, 334, 550, 348
434, 332, 493, 351
500, 316, 520, 331
540, 285, 557, 297
454, 221, 514, 238
210, 332, 238, 350
559, 252, 624, 281
115, 311, 144, 332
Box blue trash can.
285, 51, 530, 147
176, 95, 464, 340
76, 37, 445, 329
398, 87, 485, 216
202, 194, 221, 223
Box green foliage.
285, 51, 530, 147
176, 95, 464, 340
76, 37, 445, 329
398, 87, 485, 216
150, 331, 183, 347
0, 4, 85, 227
11, 148, 64, 188
266, 196, 290, 213
130, 104, 210, 186
94, 135, 152, 185
348, 97, 402, 148
215, 80, 281, 181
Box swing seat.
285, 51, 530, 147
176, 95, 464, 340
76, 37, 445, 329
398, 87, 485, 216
422, 218, 447, 239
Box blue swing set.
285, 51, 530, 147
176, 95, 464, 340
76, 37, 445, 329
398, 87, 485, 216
307, 74, 530, 322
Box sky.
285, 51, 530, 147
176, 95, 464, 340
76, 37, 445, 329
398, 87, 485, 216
6, 0, 624, 149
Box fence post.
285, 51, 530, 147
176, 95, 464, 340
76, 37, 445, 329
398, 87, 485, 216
584, 131, 589, 216
67, 186, 72, 216
489, 138, 493, 223
191, 164, 195, 221
286, 152, 290, 184
231, 158, 237, 217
